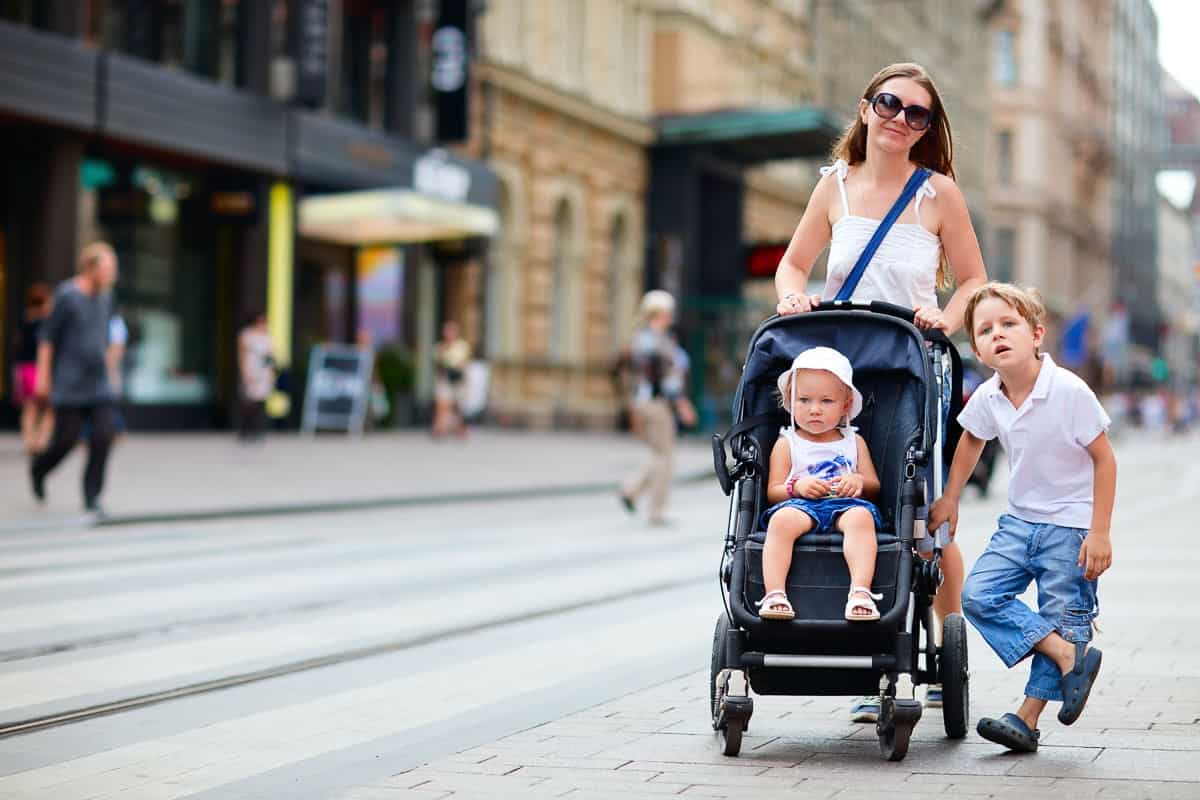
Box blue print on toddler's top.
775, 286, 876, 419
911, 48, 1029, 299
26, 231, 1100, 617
808, 454, 853, 482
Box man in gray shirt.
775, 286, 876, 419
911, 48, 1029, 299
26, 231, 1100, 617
31, 242, 119, 512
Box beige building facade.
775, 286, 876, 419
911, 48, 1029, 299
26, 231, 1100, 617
809, 0, 996, 222
471, 0, 826, 428
986, 0, 1115, 330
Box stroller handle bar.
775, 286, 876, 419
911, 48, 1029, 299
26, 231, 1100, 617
800, 301, 953, 346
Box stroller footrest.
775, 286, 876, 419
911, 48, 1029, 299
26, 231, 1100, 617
742, 653, 897, 670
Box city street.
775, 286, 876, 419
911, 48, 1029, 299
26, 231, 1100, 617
0, 431, 1197, 798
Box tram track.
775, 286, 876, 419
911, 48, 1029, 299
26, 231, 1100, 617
0, 572, 710, 739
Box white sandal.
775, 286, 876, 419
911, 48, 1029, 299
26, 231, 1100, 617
756, 590, 795, 620
844, 586, 883, 621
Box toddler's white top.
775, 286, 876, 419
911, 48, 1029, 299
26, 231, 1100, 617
819, 159, 942, 311
957, 354, 1111, 529
781, 425, 859, 484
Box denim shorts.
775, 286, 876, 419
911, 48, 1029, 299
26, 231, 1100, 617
761, 496, 883, 535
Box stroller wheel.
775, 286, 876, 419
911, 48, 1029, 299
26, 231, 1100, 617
721, 718, 744, 756
877, 696, 920, 762
710, 614, 730, 727
940, 613, 970, 739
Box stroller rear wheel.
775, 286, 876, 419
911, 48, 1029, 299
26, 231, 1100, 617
710, 614, 729, 727
940, 613, 970, 739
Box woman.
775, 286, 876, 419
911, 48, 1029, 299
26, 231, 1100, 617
774, 63, 987, 720
238, 311, 276, 441
619, 290, 697, 526
12, 283, 54, 454
432, 320, 471, 438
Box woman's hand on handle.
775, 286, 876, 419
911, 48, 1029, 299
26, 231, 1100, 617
913, 305, 950, 332
776, 292, 823, 317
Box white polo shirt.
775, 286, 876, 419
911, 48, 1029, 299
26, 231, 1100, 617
957, 354, 1110, 529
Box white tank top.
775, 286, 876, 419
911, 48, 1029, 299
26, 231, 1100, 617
782, 426, 859, 484
819, 159, 942, 311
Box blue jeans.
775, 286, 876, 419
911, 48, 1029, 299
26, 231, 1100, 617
962, 514, 1098, 702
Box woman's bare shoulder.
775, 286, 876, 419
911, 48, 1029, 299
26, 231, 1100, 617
926, 171, 963, 199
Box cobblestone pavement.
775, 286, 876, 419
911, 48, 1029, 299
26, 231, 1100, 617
338, 432, 1200, 800
0, 429, 712, 529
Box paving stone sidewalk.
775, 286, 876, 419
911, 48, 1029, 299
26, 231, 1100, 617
0, 429, 712, 529
336, 432, 1200, 799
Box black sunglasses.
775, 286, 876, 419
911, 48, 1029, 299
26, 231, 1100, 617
870, 92, 933, 132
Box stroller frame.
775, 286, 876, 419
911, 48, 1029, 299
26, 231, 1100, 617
709, 302, 969, 762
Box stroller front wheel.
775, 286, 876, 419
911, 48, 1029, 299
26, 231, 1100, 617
877, 696, 921, 761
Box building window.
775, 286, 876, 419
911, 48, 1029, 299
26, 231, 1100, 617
551, 199, 575, 361
78, 157, 218, 406
993, 227, 1017, 284
485, 182, 513, 359
340, 1, 391, 128
608, 213, 629, 349
994, 29, 1017, 87
996, 130, 1013, 184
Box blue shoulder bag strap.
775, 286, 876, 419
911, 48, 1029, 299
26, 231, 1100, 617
834, 167, 932, 302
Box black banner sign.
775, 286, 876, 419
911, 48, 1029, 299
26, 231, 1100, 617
432, 0, 470, 143
293, 0, 328, 108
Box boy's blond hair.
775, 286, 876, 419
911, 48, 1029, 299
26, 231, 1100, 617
963, 282, 1046, 347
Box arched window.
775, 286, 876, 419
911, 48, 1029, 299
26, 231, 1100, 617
607, 213, 629, 349
550, 199, 574, 361
485, 181, 512, 358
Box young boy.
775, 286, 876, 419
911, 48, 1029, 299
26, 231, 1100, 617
930, 283, 1116, 753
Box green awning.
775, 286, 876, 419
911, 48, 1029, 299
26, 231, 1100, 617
654, 107, 843, 164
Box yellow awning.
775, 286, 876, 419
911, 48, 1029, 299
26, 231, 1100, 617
298, 189, 499, 246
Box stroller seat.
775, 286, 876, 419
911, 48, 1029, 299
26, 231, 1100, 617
709, 303, 969, 762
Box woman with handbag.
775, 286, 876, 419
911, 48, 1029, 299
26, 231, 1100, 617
432, 320, 471, 438
773, 63, 988, 721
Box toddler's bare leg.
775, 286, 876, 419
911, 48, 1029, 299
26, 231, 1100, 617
763, 509, 813, 593
838, 507, 878, 593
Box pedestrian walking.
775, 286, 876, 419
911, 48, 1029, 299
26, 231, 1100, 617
773, 62, 988, 720
11, 282, 54, 454
431, 320, 471, 438
29, 242, 120, 512
619, 290, 697, 526
931, 283, 1115, 753
238, 311, 275, 441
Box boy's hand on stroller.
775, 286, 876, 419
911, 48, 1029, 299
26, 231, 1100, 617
794, 476, 830, 499
777, 292, 822, 316
929, 497, 958, 539
830, 473, 864, 498
1078, 532, 1112, 581
913, 306, 949, 332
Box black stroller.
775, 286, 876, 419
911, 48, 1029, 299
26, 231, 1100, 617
710, 301, 969, 761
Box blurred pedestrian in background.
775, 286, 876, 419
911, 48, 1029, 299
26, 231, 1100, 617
432, 320, 471, 438
12, 282, 54, 455
238, 311, 275, 442
30, 242, 119, 512
620, 290, 697, 526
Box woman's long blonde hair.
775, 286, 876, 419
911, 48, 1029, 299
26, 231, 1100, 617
831, 62, 956, 289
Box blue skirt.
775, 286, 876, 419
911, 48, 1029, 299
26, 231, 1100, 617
761, 496, 883, 535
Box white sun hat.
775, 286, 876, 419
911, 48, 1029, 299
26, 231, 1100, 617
776, 346, 864, 420
639, 289, 676, 320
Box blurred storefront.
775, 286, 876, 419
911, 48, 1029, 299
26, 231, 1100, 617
0, 1, 497, 430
